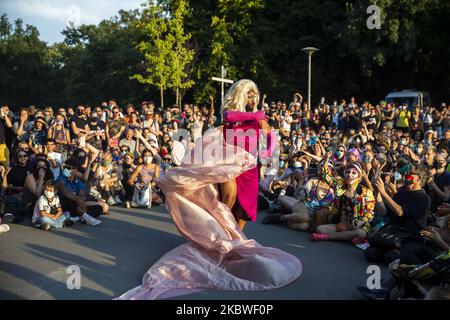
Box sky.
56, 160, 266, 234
1, 0, 146, 44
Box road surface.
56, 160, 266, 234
0, 205, 387, 300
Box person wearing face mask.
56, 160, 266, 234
70, 106, 90, 142
311, 161, 375, 242
127, 149, 161, 208
119, 153, 137, 209
86, 112, 106, 151
55, 159, 103, 226
94, 153, 123, 206
333, 144, 347, 170
48, 113, 71, 149
32, 180, 73, 231
106, 106, 127, 149
362, 149, 376, 180
365, 166, 431, 265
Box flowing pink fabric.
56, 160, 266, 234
117, 128, 302, 300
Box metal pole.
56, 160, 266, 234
308, 53, 312, 109
221, 65, 225, 108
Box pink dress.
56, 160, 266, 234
117, 127, 301, 300
222, 110, 275, 221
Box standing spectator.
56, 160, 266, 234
86, 111, 106, 151
13, 108, 33, 145
0, 105, 13, 168
29, 117, 47, 154
48, 113, 71, 149
106, 106, 127, 149
70, 105, 90, 142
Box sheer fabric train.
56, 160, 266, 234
117, 127, 302, 300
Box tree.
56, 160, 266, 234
132, 0, 195, 109
167, 0, 195, 107
132, 1, 172, 108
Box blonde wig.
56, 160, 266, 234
221, 79, 260, 114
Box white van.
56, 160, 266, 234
385, 90, 431, 110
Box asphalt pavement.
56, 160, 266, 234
0, 205, 387, 300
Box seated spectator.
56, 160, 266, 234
6, 150, 30, 195
119, 129, 137, 155
21, 158, 55, 218
0, 164, 11, 233
32, 179, 73, 231
94, 152, 123, 206
365, 166, 431, 264
45, 139, 63, 179
127, 149, 161, 208
119, 152, 137, 208
55, 158, 106, 225
311, 161, 375, 242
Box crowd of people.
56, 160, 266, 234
0, 91, 449, 300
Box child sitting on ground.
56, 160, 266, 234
32, 179, 74, 231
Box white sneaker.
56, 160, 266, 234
0, 224, 10, 233
71, 216, 80, 223
125, 201, 131, 209
114, 196, 123, 204
81, 213, 101, 226
107, 197, 117, 206
131, 201, 139, 208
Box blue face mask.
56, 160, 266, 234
394, 171, 402, 181
62, 168, 71, 178
279, 161, 285, 168
336, 150, 344, 159
362, 154, 372, 164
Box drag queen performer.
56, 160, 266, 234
221, 79, 273, 230
118, 79, 302, 300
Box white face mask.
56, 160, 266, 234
44, 191, 55, 199
143, 157, 152, 164
294, 161, 302, 168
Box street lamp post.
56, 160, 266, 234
301, 47, 319, 109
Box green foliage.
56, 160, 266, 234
132, 0, 195, 107
1, 1, 449, 109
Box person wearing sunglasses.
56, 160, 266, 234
5, 151, 30, 195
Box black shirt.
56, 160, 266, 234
389, 189, 430, 239
88, 121, 106, 149
0, 118, 6, 144
70, 117, 88, 139
7, 164, 30, 187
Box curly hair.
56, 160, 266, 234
221, 79, 259, 113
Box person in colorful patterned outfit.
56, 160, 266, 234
311, 159, 375, 242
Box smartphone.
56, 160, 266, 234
79, 136, 86, 148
